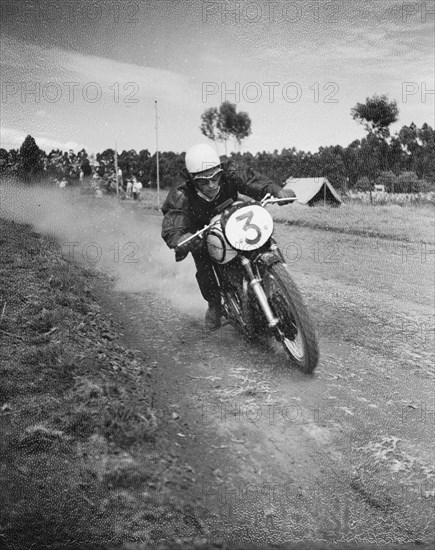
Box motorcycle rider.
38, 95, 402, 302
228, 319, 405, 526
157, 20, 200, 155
161, 143, 295, 329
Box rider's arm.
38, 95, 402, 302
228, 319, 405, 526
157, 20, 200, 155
161, 186, 197, 260
229, 166, 283, 200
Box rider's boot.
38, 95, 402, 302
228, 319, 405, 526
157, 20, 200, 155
205, 301, 222, 330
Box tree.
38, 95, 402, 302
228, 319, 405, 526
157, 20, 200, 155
341, 139, 362, 189
399, 123, 435, 182
0, 148, 8, 171
81, 157, 92, 176
351, 95, 399, 201
216, 101, 237, 154
359, 132, 382, 199
8, 149, 19, 173
19, 135, 43, 179
317, 145, 347, 191
75, 148, 92, 176
397, 171, 420, 193
200, 102, 252, 154
119, 149, 139, 177
149, 151, 184, 189
232, 111, 252, 152
376, 171, 399, 193
417, 123, 435, 182
387, 135, 404, 176
351, 94, 399, 138
355, 177, 371, 192
200, 107, 219, 143
137, 149, 151, 183
96, 149, 115, 176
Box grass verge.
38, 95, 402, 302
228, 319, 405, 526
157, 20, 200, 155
135, 189, 434, 244
0, 218, 208, 549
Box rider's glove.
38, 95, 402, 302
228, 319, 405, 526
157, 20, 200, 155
276, 188, 296, 205
174, 233, 203, 261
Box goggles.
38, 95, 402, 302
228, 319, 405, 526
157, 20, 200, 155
192, 167, 223, 186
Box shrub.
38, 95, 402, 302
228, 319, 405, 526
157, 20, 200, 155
397, 171, 419, 193
376, 171, 399, 193
355, 176, 371, 191
346, 190, 435, 206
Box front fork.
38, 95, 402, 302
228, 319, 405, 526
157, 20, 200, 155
240, 257, 279, 328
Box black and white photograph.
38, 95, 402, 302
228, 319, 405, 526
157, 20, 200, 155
0, 1, 434, 549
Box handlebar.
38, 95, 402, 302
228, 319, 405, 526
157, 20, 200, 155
260, 193, 298, 206
175, 193, 298, 250
175, 219, 219, 248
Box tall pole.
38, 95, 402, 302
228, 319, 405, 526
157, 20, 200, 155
114, 142, 119, 196
155, 100, 160, 207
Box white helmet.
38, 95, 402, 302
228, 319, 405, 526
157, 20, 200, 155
185, 144, 220, 175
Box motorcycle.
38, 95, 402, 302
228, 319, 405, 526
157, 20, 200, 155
175, 194, 319, 374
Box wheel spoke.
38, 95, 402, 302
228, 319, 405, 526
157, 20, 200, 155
262, 264, 319, 373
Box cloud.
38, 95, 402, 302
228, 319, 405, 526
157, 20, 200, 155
0, 127, 27, 148
253, 15, 433, 96
0, 35, 198, 106
0, 126, 88, 152
200, 54, 224, 65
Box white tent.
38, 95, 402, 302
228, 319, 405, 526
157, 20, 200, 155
283, 177, 342, 206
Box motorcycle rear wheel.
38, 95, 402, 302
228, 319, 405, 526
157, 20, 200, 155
263, 263, 319, 374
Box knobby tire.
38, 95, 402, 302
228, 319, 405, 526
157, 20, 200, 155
265, 263, 319, 374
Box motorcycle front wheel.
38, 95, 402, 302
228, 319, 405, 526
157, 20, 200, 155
263, 263, 319, 374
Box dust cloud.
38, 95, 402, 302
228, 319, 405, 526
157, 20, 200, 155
0, 177, 205, 318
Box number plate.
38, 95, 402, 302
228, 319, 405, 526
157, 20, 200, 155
225, 204, 274, 251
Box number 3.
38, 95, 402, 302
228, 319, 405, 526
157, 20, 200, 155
235, 210, 262, 245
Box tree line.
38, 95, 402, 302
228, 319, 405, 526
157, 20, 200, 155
0, 95, 433, 194
0, 138, 184, 190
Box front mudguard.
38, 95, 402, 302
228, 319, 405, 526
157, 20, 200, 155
255, 249, 285, 268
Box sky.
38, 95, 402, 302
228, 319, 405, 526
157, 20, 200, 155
0, 0, 434, 155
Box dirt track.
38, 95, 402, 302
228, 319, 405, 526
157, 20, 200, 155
88, 200, 434, 546
1, 185, 433, 547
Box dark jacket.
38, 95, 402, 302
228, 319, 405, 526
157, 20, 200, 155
161, 165, 282, 254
